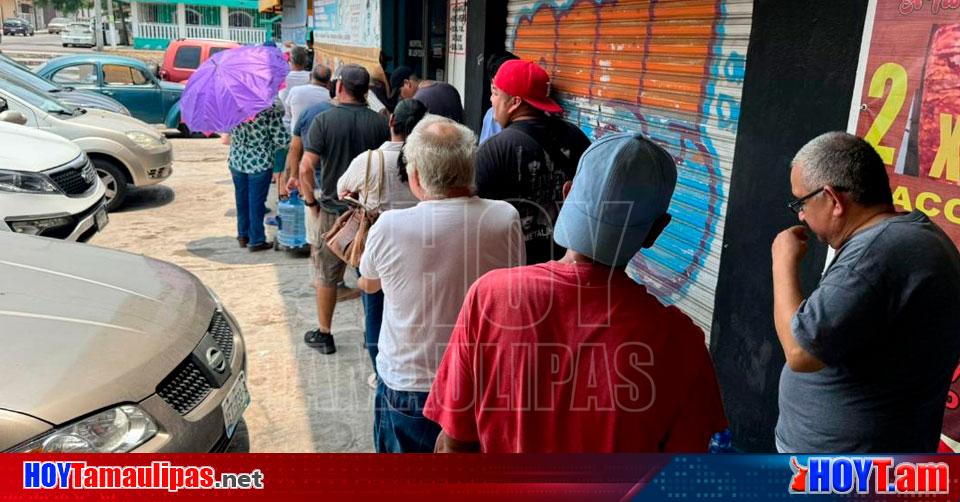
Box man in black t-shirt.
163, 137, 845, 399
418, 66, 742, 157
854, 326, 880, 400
475, 59, 591, 264
299, 64, 389, 354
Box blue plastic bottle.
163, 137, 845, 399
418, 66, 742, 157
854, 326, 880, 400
277, 190, 307, 248
708, 428, 735, 453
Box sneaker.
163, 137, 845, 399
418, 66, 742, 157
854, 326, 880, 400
304, 329, 336, 354
367, 372, 378, 390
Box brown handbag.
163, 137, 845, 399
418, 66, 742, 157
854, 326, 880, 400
322, 149, 385, 268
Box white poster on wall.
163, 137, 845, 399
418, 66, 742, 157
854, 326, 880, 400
446, 0, 466, 98
313, 0, 381, 48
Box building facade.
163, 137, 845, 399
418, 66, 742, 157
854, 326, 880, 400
124, 0, 271, 49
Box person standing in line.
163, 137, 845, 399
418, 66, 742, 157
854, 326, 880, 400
280, 65, 334, 198
478, 51, 518, 144
298, 64, 390, 354
226, 103, 291, 252
424, 132, 726, 453
336, 98, 428, 389
358, 115, 524, 453
280, 46, 314, 131
475, 59, 592, 265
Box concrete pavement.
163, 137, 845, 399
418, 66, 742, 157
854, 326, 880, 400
88, 137, 376, 452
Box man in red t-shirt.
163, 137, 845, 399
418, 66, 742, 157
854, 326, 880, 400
423, 132, 727, 452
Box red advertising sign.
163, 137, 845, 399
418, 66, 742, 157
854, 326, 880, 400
848, 0, 960, 451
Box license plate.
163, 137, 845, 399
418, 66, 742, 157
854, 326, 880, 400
94, 207, 108, 230
221, 372, 250, 438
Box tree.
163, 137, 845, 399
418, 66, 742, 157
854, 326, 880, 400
33, 0, 92, 15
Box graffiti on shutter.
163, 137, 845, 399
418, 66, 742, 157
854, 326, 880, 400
506, 0, 753, 335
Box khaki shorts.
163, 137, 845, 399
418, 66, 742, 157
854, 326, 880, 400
308, 208, 347, 288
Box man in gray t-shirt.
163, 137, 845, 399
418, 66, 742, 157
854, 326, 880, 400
771, 132, 960, 453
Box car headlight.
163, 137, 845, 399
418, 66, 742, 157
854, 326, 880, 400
8, 405, 158, 453
8, 216, 73, 235
125, 131, 163, 149
0, 169, 59, 194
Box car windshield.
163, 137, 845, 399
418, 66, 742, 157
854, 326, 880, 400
66, 23, 90, 33
0, 62, 57, 92
0, 76, 76, 115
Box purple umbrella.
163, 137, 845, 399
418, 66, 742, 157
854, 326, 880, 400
180, 45, 289, 134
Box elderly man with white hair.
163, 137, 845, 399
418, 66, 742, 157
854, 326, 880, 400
358, 115, 525, 453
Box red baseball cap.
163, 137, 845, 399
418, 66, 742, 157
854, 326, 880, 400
492, 59, 562, 114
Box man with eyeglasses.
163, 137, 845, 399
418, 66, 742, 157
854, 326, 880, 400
771, 131, 960, 453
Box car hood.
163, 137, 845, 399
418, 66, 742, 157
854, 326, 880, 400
0, 122, 81, 172
67, 108, 164, 139
0, 233, 217, 425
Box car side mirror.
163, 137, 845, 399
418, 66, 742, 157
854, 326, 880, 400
0, 110, 28, 125
0, 97, 7, 112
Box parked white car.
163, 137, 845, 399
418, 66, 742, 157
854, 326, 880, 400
60, 22, 95, 48
0, 117, 107, 241
0, 78, 172, 211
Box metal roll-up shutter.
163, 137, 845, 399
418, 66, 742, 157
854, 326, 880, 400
506, 0, 753, 335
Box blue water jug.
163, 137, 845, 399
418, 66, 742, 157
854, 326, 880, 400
277, 190, 307, 248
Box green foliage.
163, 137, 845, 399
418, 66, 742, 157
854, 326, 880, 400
33, 0, 93, 15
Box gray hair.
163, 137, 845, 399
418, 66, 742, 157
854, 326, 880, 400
793, 131, 892, 206
403, 114, 477, 197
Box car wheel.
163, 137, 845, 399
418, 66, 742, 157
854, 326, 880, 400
62, 43, 68, 47
93, 159, 128, 212
177, 122, 199, 138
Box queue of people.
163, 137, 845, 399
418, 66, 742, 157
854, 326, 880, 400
224, 49, 960, 454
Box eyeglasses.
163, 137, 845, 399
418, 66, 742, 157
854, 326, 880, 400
787, 186, 847, 215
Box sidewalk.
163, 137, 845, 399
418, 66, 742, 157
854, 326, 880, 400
90, 136, 376, 452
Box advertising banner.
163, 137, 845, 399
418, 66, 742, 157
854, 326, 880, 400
847, 0, 960, 451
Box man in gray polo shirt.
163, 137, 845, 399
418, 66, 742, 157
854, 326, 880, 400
772, 131, 960, 453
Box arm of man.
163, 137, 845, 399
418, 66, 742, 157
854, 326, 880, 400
435, 431, 480, 453
299, 151, 320, 210
772, 226, 825, 373
358, 217, 385, 294
285, 135, 303, 193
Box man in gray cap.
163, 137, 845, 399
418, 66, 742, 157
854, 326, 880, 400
423, 132, 727, 453
299, 64, 390, 354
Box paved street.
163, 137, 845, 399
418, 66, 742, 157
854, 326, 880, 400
88, 137, 376, 453
0, 32, 92, 54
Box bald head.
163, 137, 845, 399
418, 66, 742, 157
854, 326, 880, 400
403, 115, 477, 197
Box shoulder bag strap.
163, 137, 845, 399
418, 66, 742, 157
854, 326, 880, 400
376, 149, 386, 207
361, 149, 373, 208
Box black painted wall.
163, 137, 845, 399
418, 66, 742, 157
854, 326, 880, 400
709, 0, 869, 452
464, 0, 507, 135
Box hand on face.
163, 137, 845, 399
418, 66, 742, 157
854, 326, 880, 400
772, 225, 809, 270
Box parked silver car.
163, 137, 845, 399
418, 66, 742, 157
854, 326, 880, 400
0, 231, 249, 452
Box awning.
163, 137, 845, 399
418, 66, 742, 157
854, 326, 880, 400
120, 0, 259, 9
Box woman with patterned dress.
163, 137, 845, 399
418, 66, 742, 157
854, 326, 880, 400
226, 103, 291, 251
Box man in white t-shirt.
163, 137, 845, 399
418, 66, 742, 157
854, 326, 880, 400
358, 115, 525, 453
286, 65, 332, 134
279, 46, 313, 130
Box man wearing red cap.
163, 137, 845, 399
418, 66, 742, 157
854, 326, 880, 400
475, 59, 592, 264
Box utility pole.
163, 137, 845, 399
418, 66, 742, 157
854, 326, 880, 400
93, 0, 103, 51
106, 0, 117, 48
